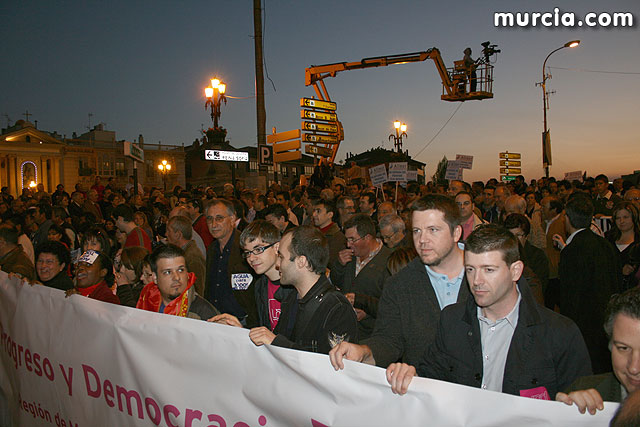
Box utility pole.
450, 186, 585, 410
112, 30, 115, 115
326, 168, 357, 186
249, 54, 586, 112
253, 0, 266, 149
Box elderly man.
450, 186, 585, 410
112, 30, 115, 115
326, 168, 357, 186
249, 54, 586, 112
386, 224, 592, 397
446, 180, 467, 198
624, 188, 640, 210
166, 215, 206, 296
204, 198, 258, 327
455, 191, 485, 242
332, 214, 392, 340
247, 225, 357, 354
377, 201, 396, 219
504, 195, 545, 249
378, 214, 410, 249
137, 244, 219, 319
329, 195, 470, 370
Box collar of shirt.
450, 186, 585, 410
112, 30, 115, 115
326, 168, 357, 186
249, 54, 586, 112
565, 228, 586, 246
477, 286, 522, 328
545, 213, 562, 235
355, 239, 383, 276
425, 264, 465, 310
598, 190, 612, 200
319, 222, 335, 234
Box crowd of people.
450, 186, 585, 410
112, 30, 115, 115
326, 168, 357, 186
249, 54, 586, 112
4, 171, 640, 423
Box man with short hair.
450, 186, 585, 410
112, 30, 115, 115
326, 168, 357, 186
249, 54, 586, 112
167, 215, 206, 296
247, 226, 358, 354
83, 189, 103, 222
312, 199, 346, 274
187, 197, 214, 250
137, 244, 219, 319
359, 192, 376, 218
455, 191, 485, 242
276, 191, 299, 226
481, 185, 498, 223
329, 195, 470, 370
204, 199, 258, 327
624, 188, 640, 210
386, 224, 592, 398
34, 241, 73, 291
492, 184, 511, 223
377, 201, 395, 219
333, 214, 391, 339
504, 195, 545, 249
265, 204, 295, 234
593, 174, 622, 217
378, 214, 410, 249
559, 193, 621, 373
336, 196, 356, 231
557, 288, 640, 413
0, 225, 35, 281
446, 180, 466, 198
113, 204, 152, 251
31, 203, 54, 249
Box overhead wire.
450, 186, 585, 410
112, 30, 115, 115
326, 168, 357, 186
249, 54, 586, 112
413, 103, 463, 159
547, 66, 640, 75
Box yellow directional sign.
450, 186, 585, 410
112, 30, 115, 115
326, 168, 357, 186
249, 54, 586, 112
499, 160, 521, 167
300, 98, 337, 111
301, 110, 337, 121
499, 152, 521, 159
305, 145, 333, 157
302, 133, 339, 144
273, 140, 301, 153
500, 168, 521, 174
266, 129, 301, 144
274, 151, 302, 163
301, 121, 338, 133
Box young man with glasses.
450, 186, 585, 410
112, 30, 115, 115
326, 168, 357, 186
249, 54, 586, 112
204, 199, 258, 327
210, 220, 294, 331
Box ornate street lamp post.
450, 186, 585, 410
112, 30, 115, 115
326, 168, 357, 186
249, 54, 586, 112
389, 120, 408, 153
205, 78, 227, 129
157, 159, 172, 192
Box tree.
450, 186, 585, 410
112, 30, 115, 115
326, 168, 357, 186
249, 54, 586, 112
432, 156, 448, 185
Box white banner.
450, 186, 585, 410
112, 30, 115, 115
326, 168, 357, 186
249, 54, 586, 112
0, 274, 618, 426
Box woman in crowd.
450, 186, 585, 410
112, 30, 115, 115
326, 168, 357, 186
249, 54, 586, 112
65, 250, 119, 305
80, 227, 112, 258
47, 224, 72, 249
140, 254, 154, 286
605, 202, 640, 290
133, 210, 154, 241
115, 246, 149, 307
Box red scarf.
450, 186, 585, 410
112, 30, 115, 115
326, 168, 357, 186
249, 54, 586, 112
136, 273, 196, 317
78, 282, 102, 297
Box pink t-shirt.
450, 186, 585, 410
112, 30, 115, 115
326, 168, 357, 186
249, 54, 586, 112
267, 279, 282, 331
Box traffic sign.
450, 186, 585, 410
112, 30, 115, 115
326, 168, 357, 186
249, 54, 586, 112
499, 152, 521, 159
500, 168, 521, 174
499, 160, 521, 167
259, 144, 273, 166
301, 110, 337, 121
301, 121, 338, 133
305, 145, 333, 157
273, 140, 301, 153
205, 150, 249, 162
267, 129, 300, 144
302, 133, 339, 144
300, 98, 337, 111
274, 151, 302, 163
501, 175, 516, 182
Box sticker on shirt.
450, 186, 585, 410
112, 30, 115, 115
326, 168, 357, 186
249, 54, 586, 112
519, 386, 550, 400
231, 273, 253, 290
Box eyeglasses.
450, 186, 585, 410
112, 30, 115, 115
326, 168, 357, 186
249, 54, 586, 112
242, 242, 276, 258
346, 236, 365, 244
381, 231, 397, 241
206, 215, 229, 224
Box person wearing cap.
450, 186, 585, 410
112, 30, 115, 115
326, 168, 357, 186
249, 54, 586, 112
137, 244, 219, 320
65, 250, 120, 305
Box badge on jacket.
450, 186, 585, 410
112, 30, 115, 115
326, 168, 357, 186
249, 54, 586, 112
231, 273, 253, 290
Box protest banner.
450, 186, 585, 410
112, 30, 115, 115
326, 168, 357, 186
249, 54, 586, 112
0, 274, 618, 426
455, 154, 474, 169
368, 164, 388, 187
445, 160, 463, 180
388, 162, 407, 182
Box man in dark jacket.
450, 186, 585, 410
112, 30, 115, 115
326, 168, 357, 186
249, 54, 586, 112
386, 224, 592, 399
248, 225, 357, 354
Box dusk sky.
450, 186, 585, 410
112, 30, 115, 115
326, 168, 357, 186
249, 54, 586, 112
2, 0, 638, 182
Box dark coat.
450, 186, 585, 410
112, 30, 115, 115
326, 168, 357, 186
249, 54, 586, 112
566, 372, 622, 403
272, 275, 358, 354
43, 271, 74, 291
333, 244, 392, 340
0, 245, 35, 281
417, 279, 593, 398
363, 256, 470, 368
559, 229, 622, 373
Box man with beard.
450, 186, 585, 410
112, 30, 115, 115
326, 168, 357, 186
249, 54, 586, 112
329, 195, 469, 369
137, 244, 219, 319
248, 225, 357, 354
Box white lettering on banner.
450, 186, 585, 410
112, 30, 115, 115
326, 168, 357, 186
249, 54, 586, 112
231, 273, 253, 290
0, 273, 618, 426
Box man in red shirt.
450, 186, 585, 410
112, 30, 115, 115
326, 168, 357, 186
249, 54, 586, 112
113, 204, 152, 251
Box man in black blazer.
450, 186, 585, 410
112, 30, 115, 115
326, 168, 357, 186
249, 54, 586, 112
559, 193, 622, 374
329, 194, 469, 370
386, 224, 592, 398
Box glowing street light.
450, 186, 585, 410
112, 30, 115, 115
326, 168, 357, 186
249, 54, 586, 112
205, 77, 227, 129
157, 160, 172, 191
389, 120, 408, 153
538, 40, 580, 178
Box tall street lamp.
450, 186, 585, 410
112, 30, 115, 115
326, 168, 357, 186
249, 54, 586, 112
389, 121, 408, 153
157, 159, 172, 192
539, 40, 580, 178
205, 78, 227, 129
